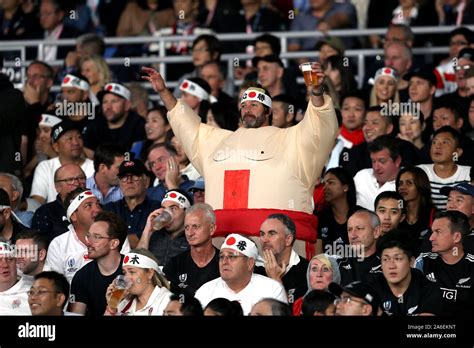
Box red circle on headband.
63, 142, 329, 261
248, 91, 256, 98
63, 77, 70, 83
169, 192, 177, 198
384, 68, 392, 74
182, 82, 189, 89
226, 237, 236, 245
124, 256, 129, 263
106, 85, 113, 91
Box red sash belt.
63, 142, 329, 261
214, 208, 318, 258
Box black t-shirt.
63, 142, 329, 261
416, 252, 474, 316
163, 247, 220, 297
83, 111, 145, 151
255, 254, 309, 305
70, 255, 124, 316
318, 206, 362, 253
339, 253, 382, 286
149, 231, 189, 269
368, 268, 442, 316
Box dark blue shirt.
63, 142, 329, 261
31, 194, 69, 243
103, 197, 161, 238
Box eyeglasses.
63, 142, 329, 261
27, 289, 59, 297
85, 233, 114, 243
55, 176, 86, 184
454, 64, 471, 71
119, 174, 142, 182
334, 296, 367, 306
218, 253, 247, 262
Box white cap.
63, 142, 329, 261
39, 114, 62, 128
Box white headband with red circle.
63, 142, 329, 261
61, 74, 90, 91
240, 87, 272, 108
180, 79, 209, 101
103, 83, 131, 101
222, 234, 259, 259
123, 252, 159, 272
66, 191, 96, 220
161, 191, 191, 209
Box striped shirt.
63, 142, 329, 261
417, 164, 471, 210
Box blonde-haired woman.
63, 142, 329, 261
105, 249, 171, 316
292, 253, 341, 315
80, 55, 112, 97
369, 67, 400, 107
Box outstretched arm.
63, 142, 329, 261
141, 67, 177, 111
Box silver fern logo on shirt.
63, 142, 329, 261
456, 277, 471, 288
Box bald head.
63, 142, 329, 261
54, 164, 86, 200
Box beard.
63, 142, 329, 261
241, 112, 266, 129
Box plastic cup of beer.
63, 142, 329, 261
108, 275, 130, 310
299, 62, 319, 87
152, 208, 173, 230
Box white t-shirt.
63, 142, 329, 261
44, 224, 130, 283
195, 273, 288, 315
354, 168, 396, 210
117, 286, 171, 316
0, 277, 32, 315
417, 164, 471, 210
30, 157, 95, 203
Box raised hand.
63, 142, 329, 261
263, 249, 286, 283
141, 66, 177, 110
141, 67, 167, 93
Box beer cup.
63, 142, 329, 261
299, 62, 319, 87
108, 275, 130, 310
152, 208, 173, 230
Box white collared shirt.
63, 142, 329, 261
42, 24, 63, 61
354, 168, 396, 210
285, 249, 301, 275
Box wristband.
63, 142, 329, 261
312, 86, 325, 96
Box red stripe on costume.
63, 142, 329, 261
214, 208, 318, 258
223, 170, 250, 209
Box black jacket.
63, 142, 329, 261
0, 73, 25, 176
